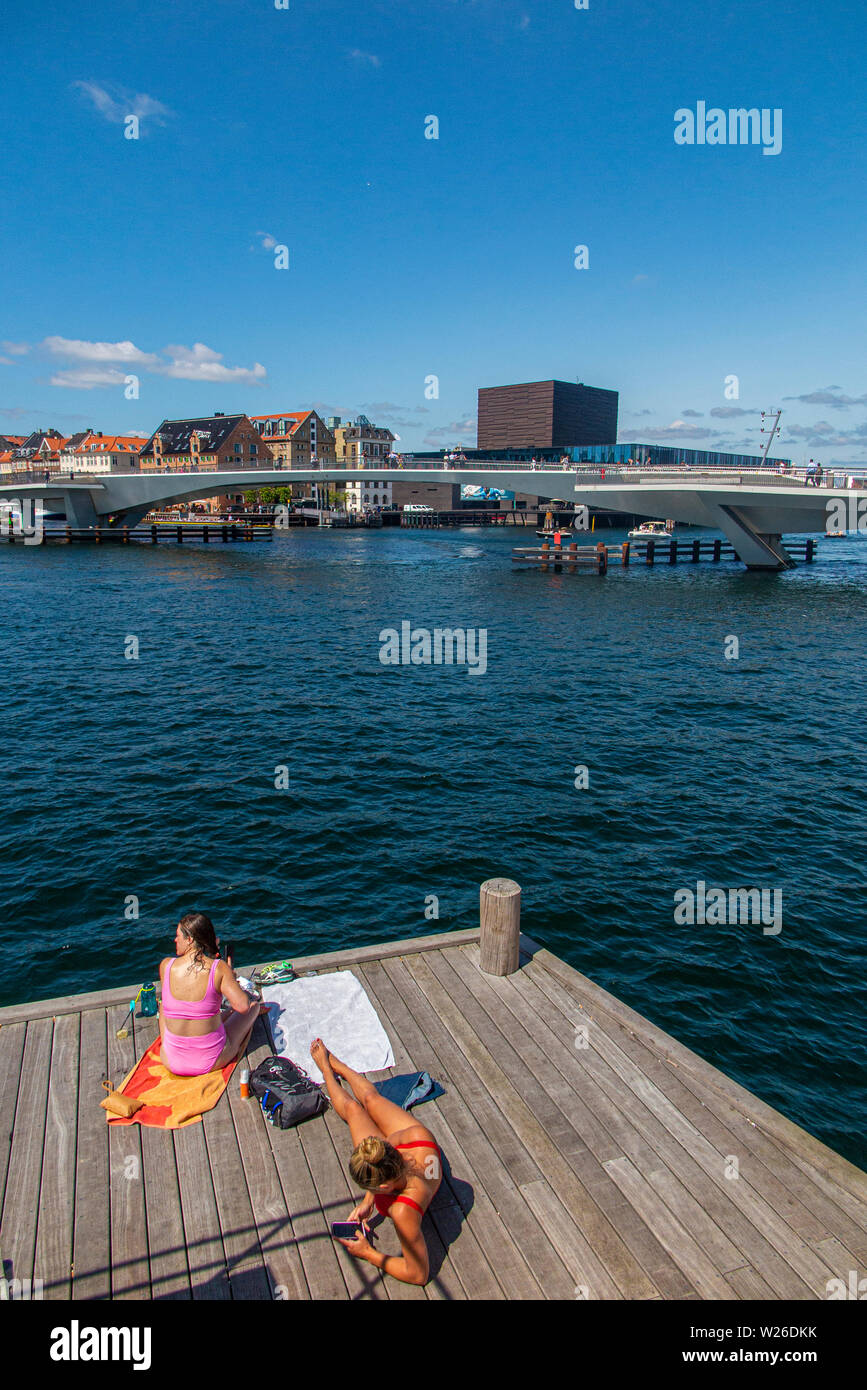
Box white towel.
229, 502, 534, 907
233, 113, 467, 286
262, 971, 394, 1084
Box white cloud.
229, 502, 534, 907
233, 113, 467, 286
255, 231, 278, 250
51, 367, 129, 390
1, 341, 29, 355
72, 80, 172, 126
42, 336, 160, 367
36, 336, 266, 389
158, 343, 266, 385
348, 49, 382, 67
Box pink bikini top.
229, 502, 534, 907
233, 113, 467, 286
162, 957, 223, 1020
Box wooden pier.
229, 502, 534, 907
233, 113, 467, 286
3, 523, 275, 546
513, 537, 817, 573
0, 896, 864, 1301
402, 510, 529, 528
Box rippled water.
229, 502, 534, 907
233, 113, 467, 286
1, 526, 865, 1168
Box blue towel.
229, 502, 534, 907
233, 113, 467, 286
375, 1070, 444, 1110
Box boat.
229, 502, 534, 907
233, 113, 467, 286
627, 519, 675, 541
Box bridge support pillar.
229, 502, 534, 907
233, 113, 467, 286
60, 490, 100, 530
714, 507, 797, 570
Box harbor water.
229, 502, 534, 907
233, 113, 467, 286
1, 525, 865, 1168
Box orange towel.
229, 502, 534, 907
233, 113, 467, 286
105, 1036, 241, 1129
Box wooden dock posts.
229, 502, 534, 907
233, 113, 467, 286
27, 524, 274, 546
479, 877, 522, 976
515, 541, 608, 574
513, 536, 817, 574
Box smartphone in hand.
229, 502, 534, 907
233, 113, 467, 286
331, 1221, 374, 1241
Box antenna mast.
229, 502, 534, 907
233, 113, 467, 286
760, 409, 782, 465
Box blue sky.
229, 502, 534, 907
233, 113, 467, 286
2, 0, 865, 463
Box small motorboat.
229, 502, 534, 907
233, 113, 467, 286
628, 519, 675, 541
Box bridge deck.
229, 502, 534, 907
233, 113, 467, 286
1, 929, 864, 1301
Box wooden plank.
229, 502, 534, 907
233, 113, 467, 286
399, 952, 667, 1299
458, 949, 763, 1289
358, 959, 540, 1299
523, 952, 865, 1255
812, 1236, 862, 1295
128, 1016, 190, 1300
201, 1073, 271, 1299
72, 1008, 110, 1299
359, 958, 558, 1300
520, 1180, 625, 1300
422, 949, 697, 1299
532, 948, 867, 1205
726, 1264, 783, 1300
140, 1124, 190, 1300
226, 1020, 309, 1301
173, 1123, 230, 1300
603, 1157, 737, 1299
107, 1002, 150, 1298
0, 1021, 26, 1213
520, 956, 834, 1297
0, 1017, 53, 1286
260, 1117, 347, 1302
34, 1013, 79, 1298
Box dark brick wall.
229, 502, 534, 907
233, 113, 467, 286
477, 380, 618, 449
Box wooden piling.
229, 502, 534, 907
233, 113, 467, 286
622, 541, 630, 566
669, 539, 678, 564
479, 877, 521, 977
597, 542, 608, 575
713, 538, 721, 562
646, 539, 655, 566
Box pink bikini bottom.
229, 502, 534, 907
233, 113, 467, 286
161, 1023, 227, 1076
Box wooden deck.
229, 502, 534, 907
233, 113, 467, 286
1, 927, 865, 1301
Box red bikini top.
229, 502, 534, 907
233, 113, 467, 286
373, 1141, 441, 1216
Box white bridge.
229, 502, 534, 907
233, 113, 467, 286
0, 464, 851, 569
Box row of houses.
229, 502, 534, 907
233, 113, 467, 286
0, 410, 407, 513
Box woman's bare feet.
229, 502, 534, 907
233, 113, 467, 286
310, 1038, 333, 1073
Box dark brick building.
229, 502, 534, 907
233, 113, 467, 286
477, 379, 618, 449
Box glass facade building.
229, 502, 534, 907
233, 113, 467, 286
410, 442, 790, 469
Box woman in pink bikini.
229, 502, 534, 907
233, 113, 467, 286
310, 1038, 442, 1286
159, 912, 264, 1076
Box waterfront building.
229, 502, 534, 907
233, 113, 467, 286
139, 413, 267, 473
477, 379, 619, 450
330, 415, 396, 466
409, 441, 791, 471
250, 411, 337, 468
330, 415, 397, 513
2, 428, 67, 476
59, 432, 148, 475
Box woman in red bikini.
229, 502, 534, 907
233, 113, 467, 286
310, 1039, 441, 1286
159, 912, 265, 1076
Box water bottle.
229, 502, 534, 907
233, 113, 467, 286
140, 983, 158, 1017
